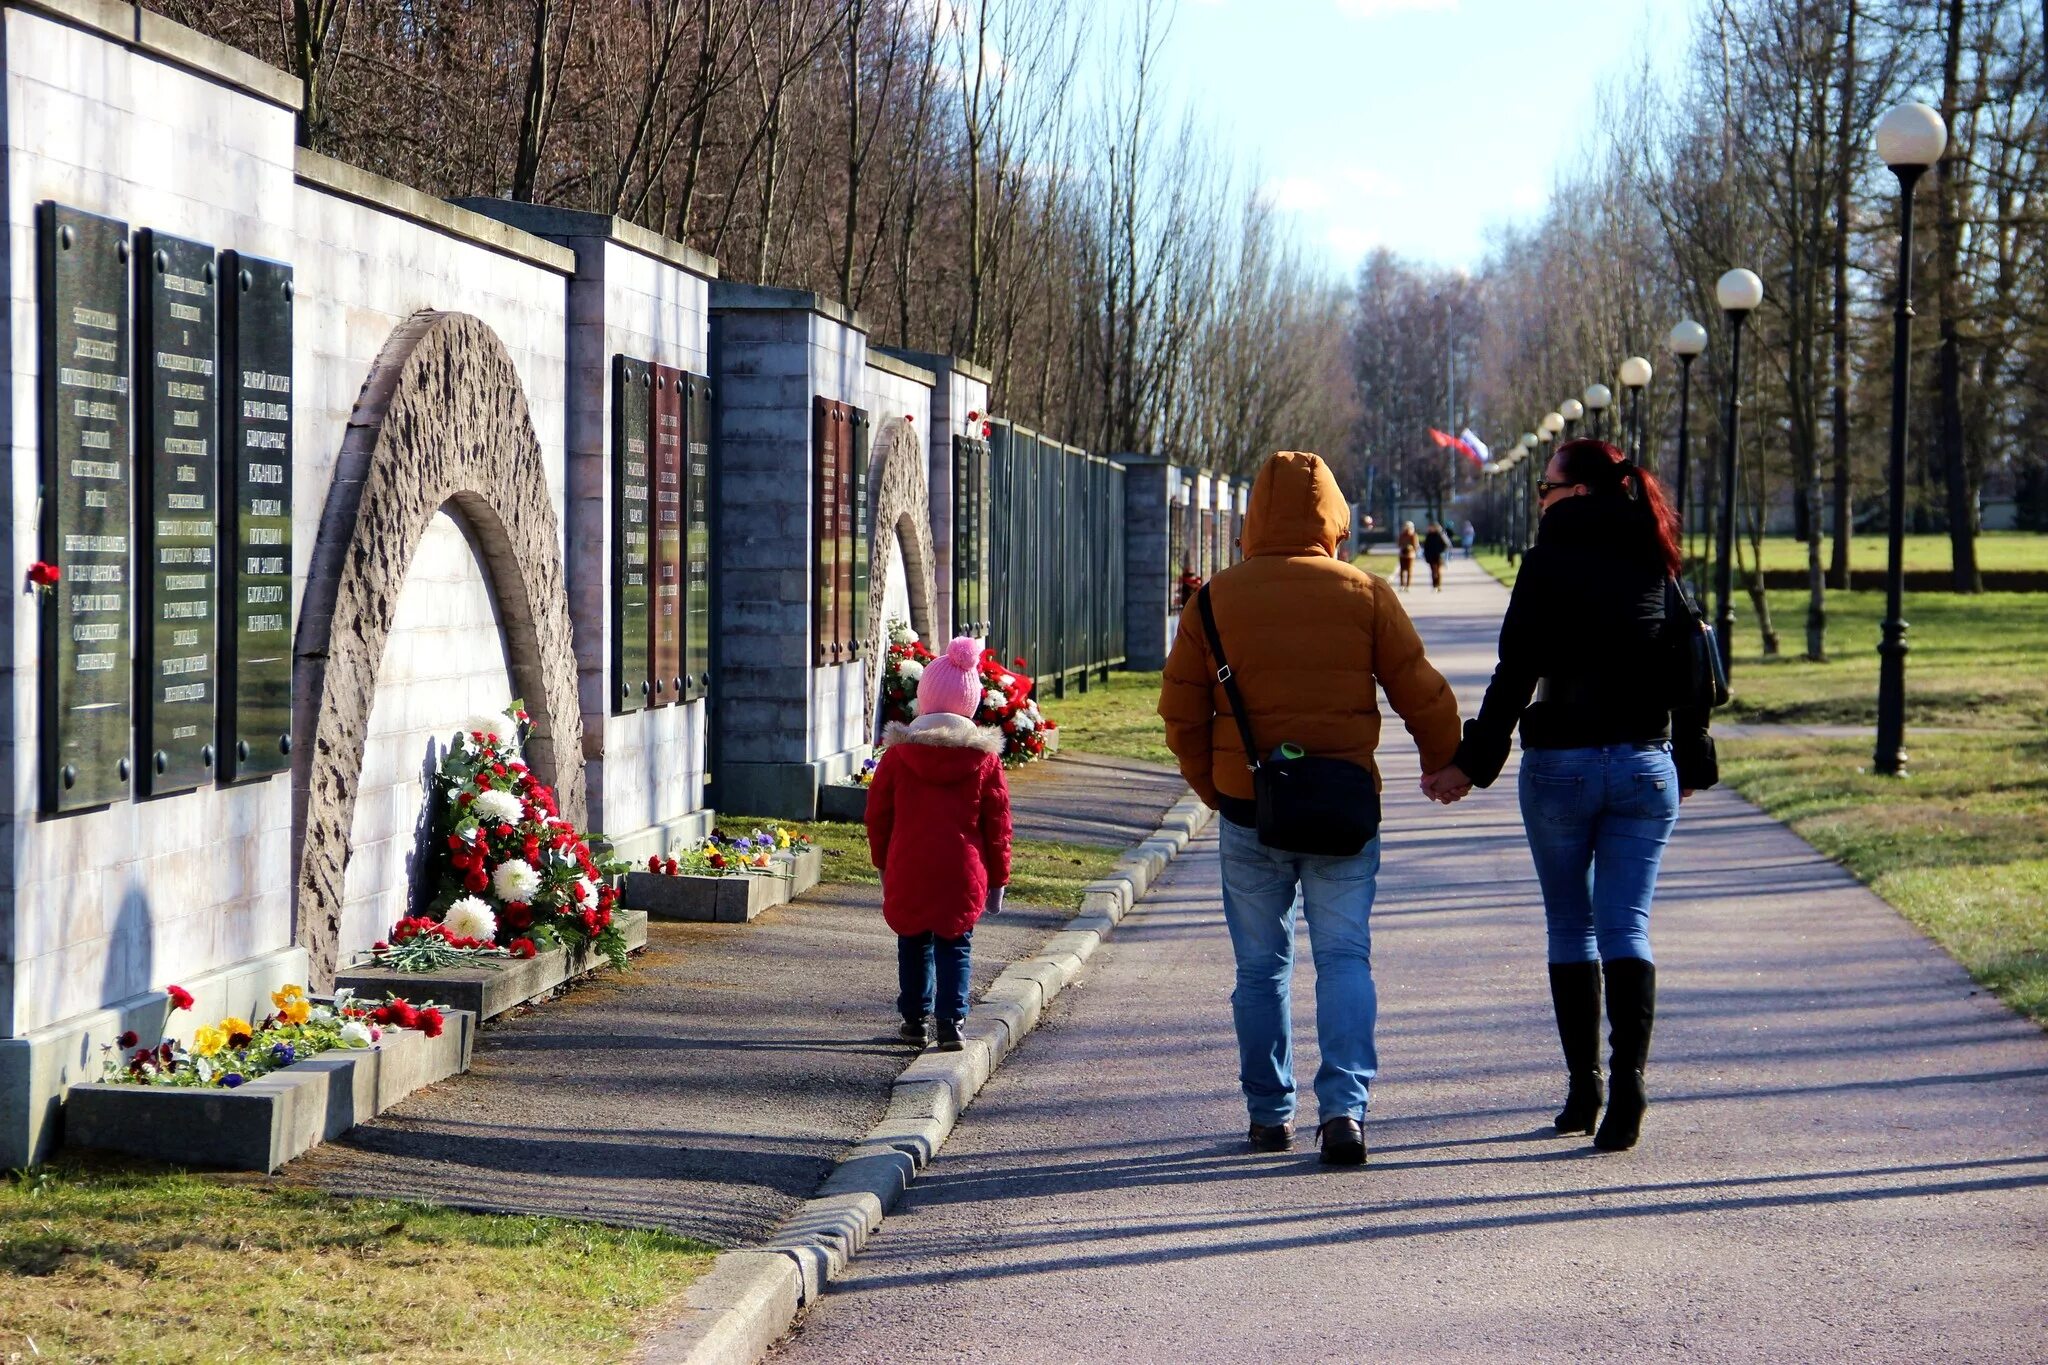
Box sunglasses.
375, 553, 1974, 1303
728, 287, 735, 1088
1537, 479, 1576, 497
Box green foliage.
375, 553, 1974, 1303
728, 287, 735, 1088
1027, 671, 1177, 767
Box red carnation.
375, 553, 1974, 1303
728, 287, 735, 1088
391, 999, 420, 1029
463, 866, 488, 893
458, 791, 474, 806
165, 984, 194, 1011
580, 909, 600, 935
372, 1006, 392, 1023
418, 1008, 445, 1038
648, 855, 662, 873
509, 938, 537, 959
664, 857, 679, 876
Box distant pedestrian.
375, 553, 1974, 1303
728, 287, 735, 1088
1422, 523, 1449, 591
865, 636, 1013, 1052
1159, 451, 1463, 1166
1396, 521, 1419, 591
1425, 439, 1718, 1152
1461, 520, 1476, 558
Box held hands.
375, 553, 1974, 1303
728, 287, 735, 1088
1420, 764, 1473, 805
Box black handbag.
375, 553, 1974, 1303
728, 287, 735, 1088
1196, 587, 1381, 857
1666, 576, 1730, 711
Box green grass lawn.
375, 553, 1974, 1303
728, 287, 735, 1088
1031, 669, 1175, 767
723, 814, 1124, 911
1721, 732, 2048, 1025
1755, 530, 2048, 575
1, 1157, 712, 1363
1725, 589, 2047, 730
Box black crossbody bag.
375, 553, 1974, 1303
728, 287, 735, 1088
1196, 586, 1381, 857
1666, 576, 1730, 711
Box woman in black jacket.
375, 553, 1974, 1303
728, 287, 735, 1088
1426, 439, 1715, 1151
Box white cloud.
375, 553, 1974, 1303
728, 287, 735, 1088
1334, 0, 1459, 17
1326, 223, 1384, 260
1262, 175, 1333, 212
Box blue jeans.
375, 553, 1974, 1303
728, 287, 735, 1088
1217, 818, 1382, 1127
1519, 744, 1680, 964
897, 930, 972, 1023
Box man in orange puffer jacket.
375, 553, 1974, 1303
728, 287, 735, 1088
1159, 450, 1462, 1166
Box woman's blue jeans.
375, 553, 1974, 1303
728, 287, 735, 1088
1217, 817, 1382, 1127
1518, 744, 1680, 964
897, 930, 972, 1023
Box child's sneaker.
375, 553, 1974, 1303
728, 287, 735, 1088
899, 1015, 933, 1047
936, 1017, 964, 1051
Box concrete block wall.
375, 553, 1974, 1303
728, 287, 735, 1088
458, 202, 719, 858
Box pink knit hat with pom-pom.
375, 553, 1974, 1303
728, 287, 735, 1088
917, 636, 987, 720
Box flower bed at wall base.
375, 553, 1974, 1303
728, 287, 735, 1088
643, 825, 816, 878
404, 704, 632, 970
876, 620, 1056, 766
101, 984, 446, 1088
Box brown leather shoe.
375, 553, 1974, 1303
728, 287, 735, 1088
1318, 1116, 1367, 1166
1247, 1120, 1294, 1152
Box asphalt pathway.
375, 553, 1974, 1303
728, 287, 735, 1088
773, 557, 2048, 1363
289, 757, 1185, 1245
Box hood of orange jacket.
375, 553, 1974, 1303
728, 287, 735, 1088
1241, 450, 1350, 559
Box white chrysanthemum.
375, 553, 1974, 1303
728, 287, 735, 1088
998, 673, 1015, 688
472, 789, 523, 825
338, 1020, 374, 1049
443, 896, 498, 942
577, 876, 599, 906
897, 659, 924, 682
1013, 712, 1036, 733
463, 711, 520, 749
492, 858, 541, 902
983, 688, 1005, 709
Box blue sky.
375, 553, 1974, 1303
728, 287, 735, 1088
1154, 0, 1697, 275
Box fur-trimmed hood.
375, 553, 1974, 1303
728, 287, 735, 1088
882, 713, 1005, 755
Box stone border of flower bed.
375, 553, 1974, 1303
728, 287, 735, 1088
63, 1009, 477, 1174
630, 790, 1215, 1365
815, 783, 867, 823
623, 848, 825, 924
334, 910, 650, 1022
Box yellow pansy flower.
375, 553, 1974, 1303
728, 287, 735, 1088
220, 1016, 255, 1046
271, 984, 307, 1011
277, 998, 311, 1025
193, 1024, 228, 1056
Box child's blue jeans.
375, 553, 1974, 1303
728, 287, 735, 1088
897, 930, 973, 1023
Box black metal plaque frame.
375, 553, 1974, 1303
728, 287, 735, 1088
37, 203, 134, 813
813, 396, 841, 667
612, 356, 652, 713
217, 252, 295, 782
649, 365, 685, 705
682, 372, 713, 703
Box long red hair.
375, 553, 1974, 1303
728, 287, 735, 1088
1552, 439, 1683, 576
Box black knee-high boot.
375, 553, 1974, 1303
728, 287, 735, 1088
1547, 962, 1604, 1135
1594, 957, 1656, 1151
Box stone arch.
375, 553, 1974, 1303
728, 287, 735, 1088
293, 310, 584, 987
862, 417, 938, 729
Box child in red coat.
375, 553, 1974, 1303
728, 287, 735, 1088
866, 635, 1014, 1051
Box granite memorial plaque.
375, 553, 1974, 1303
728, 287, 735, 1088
649, 365, 684, 705
813, 397, 841, 666
682, 372, 712, 703
135, 231, 220, 796
611, 356, 652, 712
217, 250, 293, 782
37, 204, 133, 812
849, 406, 870, 656
834, 403, 855, 661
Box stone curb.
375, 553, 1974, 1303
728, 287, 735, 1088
633, 791, 1217, 1364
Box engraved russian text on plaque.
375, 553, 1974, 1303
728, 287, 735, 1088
682, 372, 712, 704
37, 204, 133, 812
813, 397, 841, 667
649, 365, 684, 704
218, 251, 294, 782
136, 231, 219, 795
612, 357, 652, 713
850, 407, 871, 656
834, 404, 854, 660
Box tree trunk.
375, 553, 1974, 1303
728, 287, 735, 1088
1827, 0, 1856, 590
1935, 0, 1981, 591
511, 0, 557, 202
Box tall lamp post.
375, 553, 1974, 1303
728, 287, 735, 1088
1559, 398, 1584, 442
1618, 357, 1653, 465
1872, 102, 1947, 778
1518, 431, 1539, 552
1583, 383, 1613, 442
1714, 267, 1766, 677
1665, 321, 1708, 528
